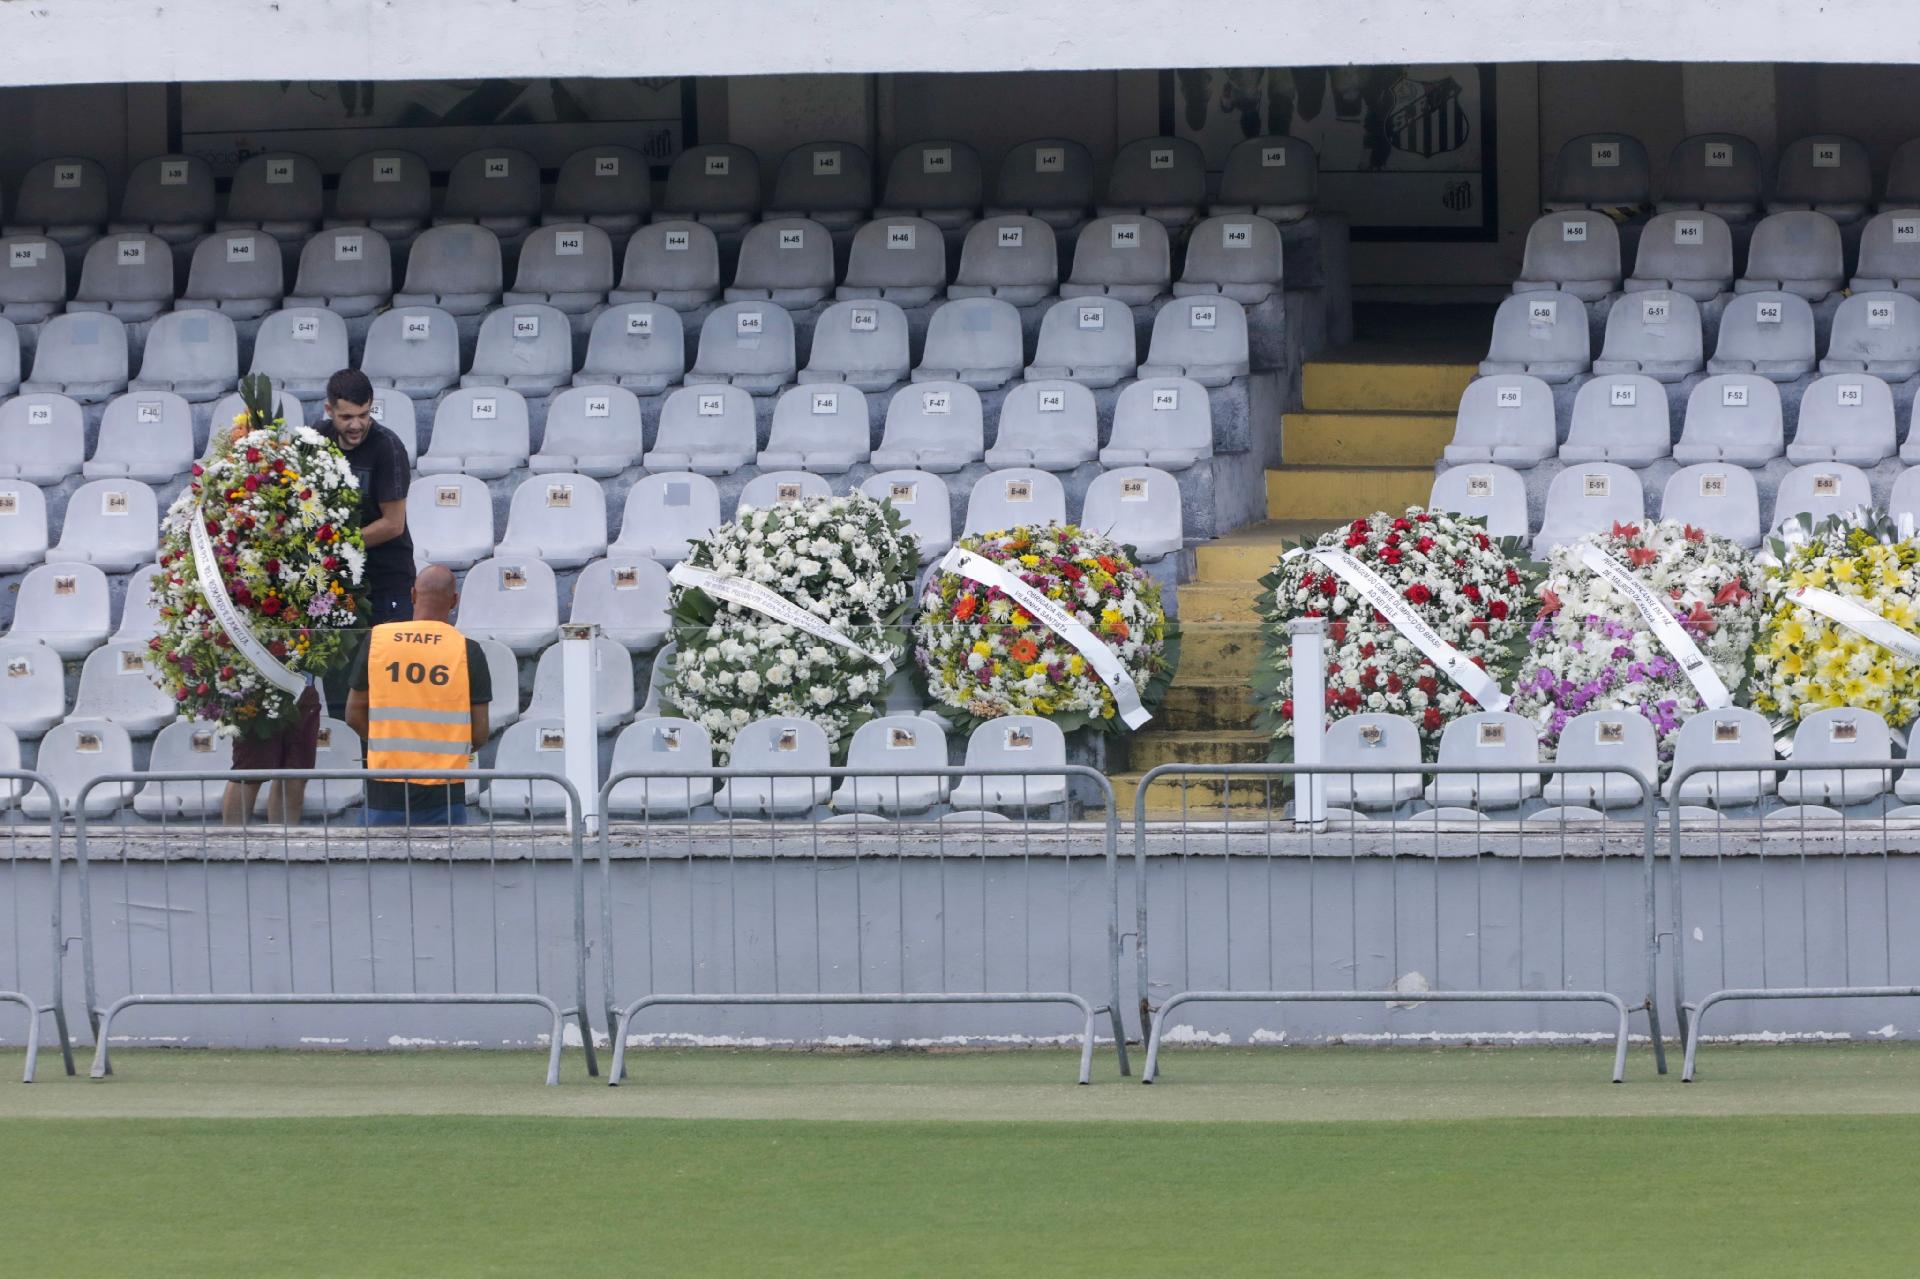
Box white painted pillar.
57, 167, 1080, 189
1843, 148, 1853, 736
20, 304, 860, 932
558, 622, 601, 835
1288, 616, 1328, 829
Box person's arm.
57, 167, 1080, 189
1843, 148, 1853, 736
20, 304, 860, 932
361, 497, 407, 548
345, 688, 370, 746
469, 703, 490, 752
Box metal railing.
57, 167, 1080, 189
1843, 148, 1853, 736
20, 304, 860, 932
1, 770, 73, 1083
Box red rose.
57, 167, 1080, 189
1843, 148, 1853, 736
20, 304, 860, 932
1418, 676, 1439, 696
1362, 664, 1379, 687
1476, 533, 1491, 550
300, 489, 313, 500
220, 666, 235, 679
1423, 708, 1443, 731
1405, 583, 1432, 605
245, 448, 261, 463
268, 640, 288, 658
1328, 620, 1347, 643
1386, 674, 1403, 693
1345, 533, 1367, 548
1380, 547, 1403, 565
262, 597, 282, 616
1415, 537, 1435, 554
1279, 699, 1294, 720
191, 463, 204, 477
1506, 568, 1522, 586
265, 559, 280, 576
195, 683, 210, 696
1391, 518, 1412, 531
242, 475, 261, 492
1489, 599, 1509, 620
1462, 584, 1482, 602
1340, 688, 1362, 710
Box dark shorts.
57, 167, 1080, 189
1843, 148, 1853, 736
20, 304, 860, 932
231, 686, 322, 772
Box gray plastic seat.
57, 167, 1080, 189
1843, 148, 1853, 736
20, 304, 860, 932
1425, 712, 1542, 809
685, 301, 797, 394
1592, 289, 1704, 381
988, 379, 1098, 470
947, 216, 1059, 306
1559, 374, 1670, 466
48, 478, 158, 572
1081, 466, 1183, 561
1444, 374, 1557, 466
1771, 462, 1873, 534
988, 138, 1096, 229
359, 305, 460, 398
391, 224, 503, 315
417, 388, 532, 479
1820, 291, 1920, 378
611, 472, 723, 564
914, 297, 1024, 389
724, 217, 835, 308
1787, 374, 1897, 465
759, 384, 871, 473
964, 467, 1066, 536
645, 385, 758, 475
661, 145, 762, 230
1531, 463, 1645, 556
575, 302, 684, 393
177, 230, 284, 319
246, 306, 350, 399
1660, 463, 1762, 548
836, 216, 947, 306
437, 147, 542, 234
219, 152, 323, 239
68, 234, 173, 321
949, 716, 1068, 810
712, 716, 835, 816
1097, 137, 1206, 230
502, 223, 614, 314
6, 562, 110, 657
84, 392, 194, 483
531, 384, 645, 477
605, 718, 716, 816
0, 392, 86, 483
1544, 134, 1650, 212
873, 381, 984, 472
1025, 296, 1136, 388
1656, 134, 1764, 219
70, 639, 175, 736
610, 220, 722, 311
0, 638, 66, 739
407, 473, 495, 571
497, 472, 608, 569
1887, 142, 1920, 212
1541, 710, 1660, 809
1706, 291, 1817, 380
0, 481, 48, 573
799, 299, 910, 391
134, 720, 234, 818
1777, 708, 1892, 804
331, 150, 432, 237
1850, 210, 1920, 293
738, 470, 832, 510
1477, 291, 1590, 383
28, 311, 129, 402
1212, 136, 1317, 222
285, 227, 393, 316
766, 141, 873, 231
543, 146, 650, 235
478, 718, 576, 817
570, 556, 672, 650
1625, 211, 1736, 302
1427, 464, 1528, 539
860, 469, 952, 561
1736, 212, 1845, 301
1139, 294, 1250, 386
1174, 214, 1285, 306
473, 637, 521, 735
112, 155, 215, 244
0, 233, 68, 323
1320, 714, 1424, 811
0, 316, 17, 395
21, 718, 134, 819
1513, 212, 1622, 302
5, 158, 109, 247
1891, 728, 1920, 803
1098, 377, 1211, 471
461, 303, 575, 394
1770, 135, 1873, 223
1672, 375, 1784, 466
114, 562, 163, 641
524, 633, 634, 732
876, 141, 983, 230
832, 715, 954, 815
119, 309, 236, 401
208, 388, 302, 434
456, 555, 560, 654
1060, 214, 1172, 305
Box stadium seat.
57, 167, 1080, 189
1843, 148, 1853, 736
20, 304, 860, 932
876, 140, 983, 230
391, 224, 504, 315
84, 392, 194, 482
417, 387, 532, 479
209, 388, 303, 434
1787, 374, 1897, 465
831, 715, 950, 814
1656, 134, 1764, 219
1540, 710, 1660, 809
1820, 291, 1920, 378
177, 230, 284, 319
1777, 707, 1893, 804
1081, 466, 1183, 561
860, 469, 952, 560
1320, 714, 1424, 811
285, 228, 393, 317
1769, 135, 1873, 222
456, 555, 560, 654
5, 157, 110, 248
610, 471, 723, 564
1543, 133, 1650, 213
502, 223, 614, 314
914, 296, 1024, 389
0, 638, 66, 739
1850, 210, 1920, 294
947, 216, 1059, 306
644, 384, 758, 474
461, 303, 575, 394
0, 391, 86, 482
1558, 374, 1670, 466
1512, 212, 1622, 302
1426, 712, 1543, 809
685, 300, 797, 394
0, 481, 48, 572
660, 144, 763, 231
1673, 375, 1784, 465
1661, 463, 1762, 548
525, 633, 634, 732
988, 138, 1096, 230
988, 379, 1098, 470
574, 302, 684, 392
1771, 461, 1873, 533
0, 233, 68, 323
605, 717, 716, 816
496, 472, 608, 569
637, 644, 676, 717
0, 316, 17, 396
1444, 374, 1556, 467
948, 716, 1068, 810
964, 467, 1066, 536
759, 384, 871, 473
1427, 464, 1529, 539
70, 639, 175, 736
873, 381, 984, 472
1625, 211, 1736, 302
1025, 296, 1137, 388
20, 718, 134, 818
474, 637, 520, 735
1532, 463, 1645, 556
0, 725, 17, 807
1099, 376, 1212, 471
1592, 289, 1704, 381
219, 152, 323, 241
766, 141, 874, 231
1893, 732, 1920, 804
126, 309, 238, 400
331, 150, 433, 238
112, 155, 215, 245
712, 716, 833, 816
1098, 136, 1206, 230
799, 298, 910, 391
1174, 214, 1285, 306
1706, 291, 1817, 380
370, 389, 416, 461
359, 305, 461, 398
531, 384, 645, 477
5, 561, 111, 657
738, 469, 832, 511
478, 718, 575, 817
437, 147, 542, 235
407, 473, 495, 571
113, 562, 163, 641
544, 146, 651, 235
68, 233, 173, 321
611, 219, 723, 310
1060, 214, 1172, 305
1736, 211, 1845, 300
134, 720, 233, 818
246, 306, 350, 399
47, 478, 157, 572
1891, 466, 1920, 526
725, 217, 836, 308
1211, 135, 1317, 222
569, 556, 672, 650
1477, 291, 1590, 383
1139, 294, 1249, 386
836, 216, 947, 306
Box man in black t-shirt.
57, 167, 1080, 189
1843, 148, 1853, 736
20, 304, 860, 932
317, 368, 415, 625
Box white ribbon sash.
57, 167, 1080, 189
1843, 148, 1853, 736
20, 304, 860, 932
188, 503, 307, 697
1791, 586, 1920, 662
1286, 545, 1510, 713
668, 562, 896, 676
1574, 545, 1732, 708
937, 547, 1151, 729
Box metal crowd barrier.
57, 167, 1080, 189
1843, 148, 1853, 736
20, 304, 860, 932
1, 770, 73, 1083
72, 769, 597, 1085
1134, 763, 1667, 1083
597, 765, 1129, 1085
1668, 759, 1920, 1080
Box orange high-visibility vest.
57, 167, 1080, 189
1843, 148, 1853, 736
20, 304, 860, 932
366, 620, 472, 781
